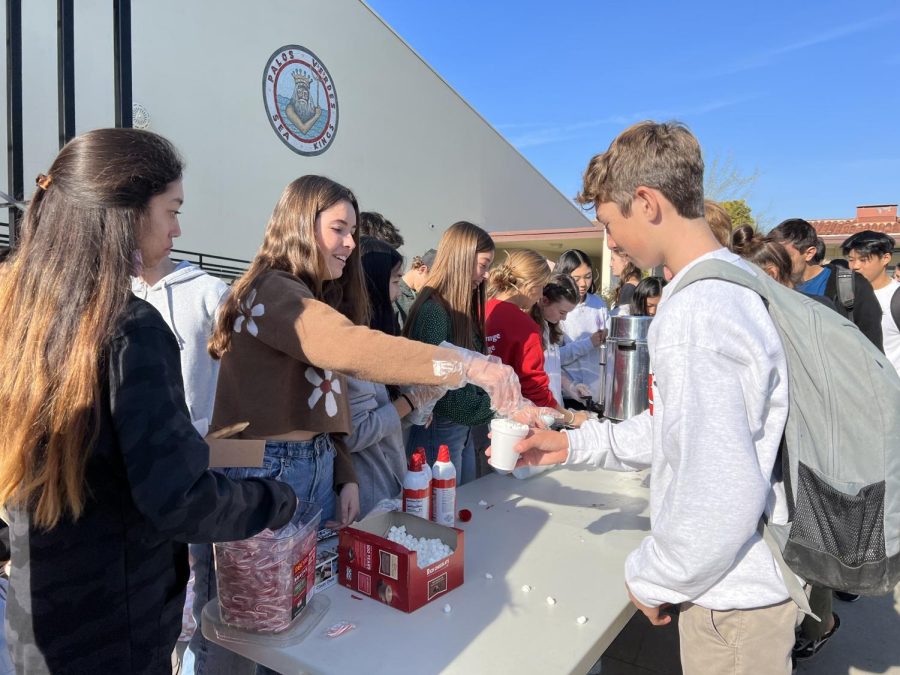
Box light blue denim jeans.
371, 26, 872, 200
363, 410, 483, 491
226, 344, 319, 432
406, 416, 476, 486
189, 436, 337, 674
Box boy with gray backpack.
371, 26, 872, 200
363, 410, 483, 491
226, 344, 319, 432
507, 121, 900, 675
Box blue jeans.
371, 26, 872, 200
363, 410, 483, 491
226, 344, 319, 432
190, 436, 337, 674
406, 416, 476, 486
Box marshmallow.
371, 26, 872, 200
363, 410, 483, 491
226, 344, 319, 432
386, 528, 453, 568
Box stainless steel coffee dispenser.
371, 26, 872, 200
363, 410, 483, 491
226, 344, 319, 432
603, 315, 653, 421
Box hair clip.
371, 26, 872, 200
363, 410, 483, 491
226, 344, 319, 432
36, 173, 53, 190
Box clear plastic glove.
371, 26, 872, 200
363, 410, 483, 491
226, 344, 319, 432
508, 405, 564, 430
400, 383, 446, 410
401, 383, 446, 427
432, 342, 525, 417
406, 403, 436, 427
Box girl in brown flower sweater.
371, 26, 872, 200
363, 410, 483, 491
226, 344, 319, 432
191, 177, 527, 672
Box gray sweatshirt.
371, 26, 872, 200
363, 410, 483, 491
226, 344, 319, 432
132, 261, 229, 428
564, 249, 791, 611
344, 377, 406, 517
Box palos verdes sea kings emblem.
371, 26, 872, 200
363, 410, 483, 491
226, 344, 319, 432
263, 45, 339, 156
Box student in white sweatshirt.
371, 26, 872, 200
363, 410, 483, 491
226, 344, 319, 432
132, 261, 228, 430
507, 122, 796, 675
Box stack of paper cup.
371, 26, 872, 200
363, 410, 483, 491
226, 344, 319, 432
489, 418, 529, 473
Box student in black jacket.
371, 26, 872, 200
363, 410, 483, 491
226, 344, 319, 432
771, 218, 883, 351
0, 129, 297, 674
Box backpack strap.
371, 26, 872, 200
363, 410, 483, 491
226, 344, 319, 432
892, 286, 900, 333
675, 260, 819, 617
759, 519, 818, 619
831, 264, 855, 314
673, 258, 769, 299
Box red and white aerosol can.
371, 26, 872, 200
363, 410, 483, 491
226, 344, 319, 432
431, 444, 457, 527
402, 452, 430, 520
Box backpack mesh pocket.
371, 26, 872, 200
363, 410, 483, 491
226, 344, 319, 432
791, 462, 886, 567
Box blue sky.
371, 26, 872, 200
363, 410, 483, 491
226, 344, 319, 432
366, 0, 900, 228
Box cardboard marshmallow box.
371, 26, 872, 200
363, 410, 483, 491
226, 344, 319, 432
338, 511, 464, 612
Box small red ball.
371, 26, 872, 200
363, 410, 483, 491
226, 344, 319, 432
458, 509, 472, 523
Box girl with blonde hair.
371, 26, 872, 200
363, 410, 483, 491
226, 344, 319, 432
403, 221, 497, 483
487, 250, 589, 427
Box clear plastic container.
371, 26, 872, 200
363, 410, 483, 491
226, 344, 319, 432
214, 500, 322, 634
201, 593, 330, 648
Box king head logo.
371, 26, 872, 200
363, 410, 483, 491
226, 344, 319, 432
264, 45, 339, 157
292, 69, 312, 91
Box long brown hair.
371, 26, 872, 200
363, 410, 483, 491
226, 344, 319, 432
614, 262, 642, 306
209, 175, 369, 358
403, 221, 494, 351
0, 128, 184, 529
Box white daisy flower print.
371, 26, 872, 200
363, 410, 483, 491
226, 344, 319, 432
234, 289, 265, 337
305, 367, 342, 417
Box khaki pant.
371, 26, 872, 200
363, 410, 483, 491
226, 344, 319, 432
679, 599, 797, 675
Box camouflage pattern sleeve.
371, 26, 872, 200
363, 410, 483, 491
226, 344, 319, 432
108, 307, 296, 543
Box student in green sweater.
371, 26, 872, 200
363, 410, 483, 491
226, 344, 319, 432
403, 222, 496, 484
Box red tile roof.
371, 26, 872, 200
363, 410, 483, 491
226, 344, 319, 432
810, 219, 900, 236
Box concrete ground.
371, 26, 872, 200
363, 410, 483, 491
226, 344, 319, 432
591, 585, 900, 674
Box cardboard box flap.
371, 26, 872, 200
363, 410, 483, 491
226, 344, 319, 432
207, 438, 265, 468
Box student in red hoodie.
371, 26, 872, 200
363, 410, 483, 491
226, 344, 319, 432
486, 249, 589, 428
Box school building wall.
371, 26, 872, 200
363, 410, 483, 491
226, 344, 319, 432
1, 0, 590, 263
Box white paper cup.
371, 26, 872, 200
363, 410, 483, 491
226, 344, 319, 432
489, 418, 529, 473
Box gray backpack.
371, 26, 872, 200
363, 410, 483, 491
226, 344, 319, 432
675, 259, 900, 610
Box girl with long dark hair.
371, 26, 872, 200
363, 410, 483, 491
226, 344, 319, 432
346, 238, 426, 516
629, 277, 666, 317
0, 129, 297, 673
554, 249, 609, 407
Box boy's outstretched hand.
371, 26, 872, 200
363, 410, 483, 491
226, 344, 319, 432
485, 428, 570, 467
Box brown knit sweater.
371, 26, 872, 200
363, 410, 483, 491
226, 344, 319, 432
212, 269, 448, 487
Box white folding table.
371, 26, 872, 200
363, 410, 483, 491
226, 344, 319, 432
203, 465, 651, 674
